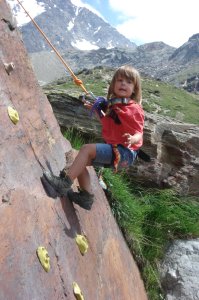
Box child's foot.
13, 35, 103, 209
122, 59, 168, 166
43, 170, 72, 196
68, 189, 94, 210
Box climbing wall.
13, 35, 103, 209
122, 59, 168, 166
0, 1, 148, 299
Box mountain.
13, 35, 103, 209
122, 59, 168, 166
28, 37, 199, 94
8, 1, 199, 92
29, 42, 175, 85
164, 33, 199, 92
169, 33, 199, 63
8, 0, 136, 52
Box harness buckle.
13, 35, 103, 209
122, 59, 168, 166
121, 98, 128, 104
109, 98, 129, 106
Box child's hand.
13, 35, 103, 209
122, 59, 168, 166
83, 101, 92, 110
123, 132, 142, 147
123, 133, 133, 148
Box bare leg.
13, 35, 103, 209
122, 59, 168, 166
77, 168, 92, 193
67, 144, 96, 193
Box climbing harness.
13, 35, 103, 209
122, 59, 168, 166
112, 144, 121, 173
15, 0, 90, 97
108, 97, 130, 106
89, 97, 130, 119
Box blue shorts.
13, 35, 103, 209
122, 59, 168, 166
92, 143, 138, 170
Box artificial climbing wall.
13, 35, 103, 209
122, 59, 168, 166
0, 1, 147, 299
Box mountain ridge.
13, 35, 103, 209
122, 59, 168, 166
8, 0, 199, 92
9, 0, 136, 52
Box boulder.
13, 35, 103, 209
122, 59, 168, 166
133, 113, 199, 196
160, 239, 199, 300
45, 88, 199, 196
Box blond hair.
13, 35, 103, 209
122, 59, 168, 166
107, 65, 142, 104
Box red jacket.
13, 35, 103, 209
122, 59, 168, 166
100, 100, 144, 150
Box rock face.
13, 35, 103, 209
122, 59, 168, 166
134, 113, 199, 196
160, 239, 199, 300
0, 1, 147, 299
44, 89, 199, 196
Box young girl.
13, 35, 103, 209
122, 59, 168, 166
44, 65, 144, 210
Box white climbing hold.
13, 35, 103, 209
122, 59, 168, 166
4, 62, 15, 75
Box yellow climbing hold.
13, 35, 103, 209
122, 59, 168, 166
73, 282, 84, 300
75, 234, 88, 255
36, 246, 50, 272
7, 106, 19, 124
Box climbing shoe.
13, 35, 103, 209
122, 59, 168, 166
68, 189, 94, 210
43, 170, 72, 196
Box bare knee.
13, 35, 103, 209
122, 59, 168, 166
80, 144, 96, 160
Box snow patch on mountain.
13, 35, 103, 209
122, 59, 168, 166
67, 20, 75, 31
94, 27, 101, 35
70, 0, 105, 21
71, 39, 99, 50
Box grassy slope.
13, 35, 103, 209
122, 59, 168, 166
52, 67, 199, 125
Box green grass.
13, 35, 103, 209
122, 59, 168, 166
49, 67, 199, 125
142, 78, 199, 123
62, 127, 85, 150
63, 128, 199, 300
102, 169, 199, 300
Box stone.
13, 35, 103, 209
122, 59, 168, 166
160, 239, 199, 300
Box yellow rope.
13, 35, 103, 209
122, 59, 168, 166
16, 0, 89, 95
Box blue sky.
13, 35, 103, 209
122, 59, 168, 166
79, 0, 121, 27
72, 0, 199, 48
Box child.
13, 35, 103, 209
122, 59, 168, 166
44, 65, 144, 210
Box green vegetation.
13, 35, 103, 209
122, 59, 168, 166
101, 169, 199, 300
142, 78, 199, 124
53, 67, 199, 125
62, 127, 85, 150
64, 128, 199, 300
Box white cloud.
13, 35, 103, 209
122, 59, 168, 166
108, 0, 199, 47
7, 0, 45, 26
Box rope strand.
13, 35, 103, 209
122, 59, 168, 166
16, 0, 89, 95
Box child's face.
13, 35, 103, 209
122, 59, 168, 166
113, 75, 134, 99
